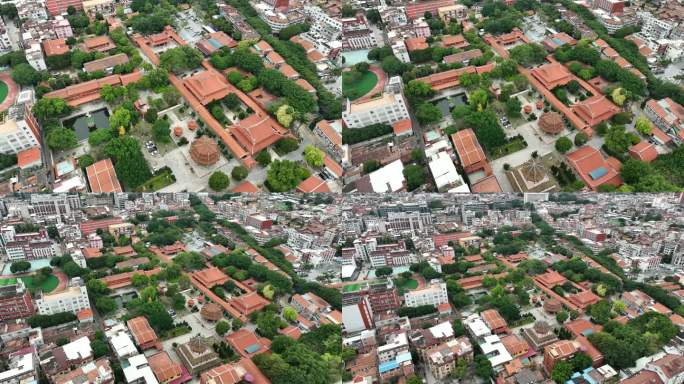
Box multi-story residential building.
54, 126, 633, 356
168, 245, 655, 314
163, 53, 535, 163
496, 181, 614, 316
0, 280, 35, 321
644, 98, 684, 145
0, 349, 37, 384
377, 332, 415, 381
342, 295, 373, 333
639, 12, 675, 39
82, 0, 116, 18
0, 100, 41, 155
391, 40, 410, 63
386, 211, 433, 234
341, 14, 377, 51
53, 358, 114, 384
16, 0, 48, 22
25, 42, 46, 71
543, 340, 581, 374
218, 4, 260, 40
404, 279, 448, 307
303, 5, 342, 41
426, 336, 473, 380
0, 18, 12, 54
254, 1, 306, 33
45, 0, 83, 16
369, 242, 413, 268
593, 0, 624, 14
35, 279, 91, 315
52, 16, 73, 39
28, 193, 81, 220
342, 77, 410, 128
4, 239, 55, 260
437, 4, 468, 22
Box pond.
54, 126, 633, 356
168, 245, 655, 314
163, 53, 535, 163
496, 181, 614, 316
432, 94, 468, 116
342, 49, 372, 67
62, 108, 110, 141
113, 291, 139, 307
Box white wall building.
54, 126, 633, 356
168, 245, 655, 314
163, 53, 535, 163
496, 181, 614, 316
0, 101, 41, 155
403, 279, 448, 307
342, 76, 410, 128
35, 281, 90, 315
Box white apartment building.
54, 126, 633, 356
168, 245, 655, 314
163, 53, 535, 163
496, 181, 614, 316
303, 5, 341, 41
35, 281, 90, 315
0, 101, 41, 155
341, 14, 377, 51
16, 0, 48, 22
0, 18, 13, 54
644, 98, 683, 145
52, 16, 73, 39
25, 42, 46, 71
427, 152, 470, 193
639, 12, 675, 40
404, 279, 448, 307
342, 77, 410, 128
391, 40, 411, 64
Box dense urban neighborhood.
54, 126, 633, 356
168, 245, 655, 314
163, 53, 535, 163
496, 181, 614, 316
341, 192, 684, 383
0, 192, 342, 384
0, 0, 681, 194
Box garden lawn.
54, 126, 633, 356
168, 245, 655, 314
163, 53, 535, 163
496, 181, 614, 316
343, 283, 362, 293
136, 169, 176, 192
20, 275, 59, 293
0, 81, 8, 104
394, 278, 418, 295
342, 71, 378, 101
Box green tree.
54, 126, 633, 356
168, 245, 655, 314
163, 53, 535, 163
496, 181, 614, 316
266, 160, 310, 192
556, 310, 569, 323
11, 63, 41, 86
590, 300, 613, 325
90, 339, 109, 358
604, 124, 631, 154
304, 145, 325, 167
474, 355, 493, 378
403, 164, 425, 191
32, 97, 72, 121
375, 266, 392, 277
104, 137, 152, 189
109, 107, 133, 131
555, 137, 573, 153
152, 119, 171, 143
415, 102, 442, 125
216, 320, 230, 335
283, 306, 297, 322
255, 150, 271, 167
159, 46, 203, 74
95, 296, 117, 314
78, 154, 95, 168
551, 360, 573, 384
468, 89, 489, 111
46, 128, 78, 150
574, 132, 588, 146
635, 115, 653, 135
209, 171, 230, 191
231, 166, 248, 181
10, 261, 31, 273
276, 104, 295, 128
505, 97, 522, 118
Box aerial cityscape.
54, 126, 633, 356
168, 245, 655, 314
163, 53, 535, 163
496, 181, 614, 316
0, 0, 681, 194
0, 0, 682, 382
341, 192, 684, 384
0, 192, 342, 384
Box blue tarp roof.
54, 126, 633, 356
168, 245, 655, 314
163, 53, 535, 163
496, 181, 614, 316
589, 166, 608, 180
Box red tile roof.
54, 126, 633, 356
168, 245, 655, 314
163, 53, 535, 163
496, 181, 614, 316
450, 128, 490, 174
42, 38, 69, 56
405, 37, 429, 52
231, 181, 260, 193
628, 141, 658, 162
565, 146, 622, 191
127, 316, 158, 348
296, 175, 331, 193
17, 147, 41, 169
392, 119, 413, 135
86, 159, 122, 193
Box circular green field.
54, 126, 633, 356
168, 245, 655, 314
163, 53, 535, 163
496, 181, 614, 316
0, 81, 8, 105
20, 274, 59, 293
342, 71, 378, 101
